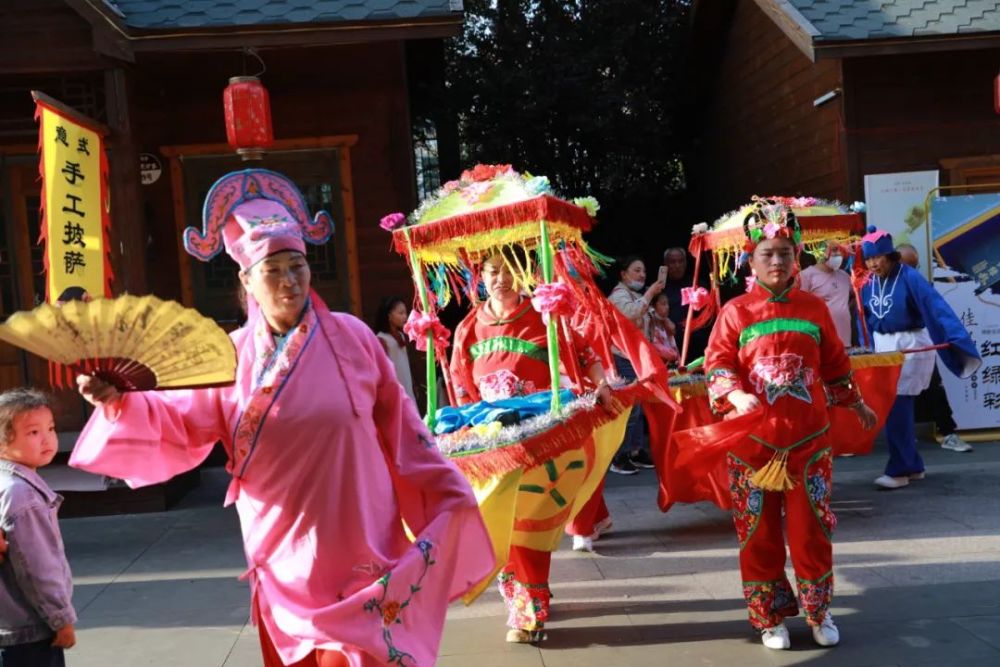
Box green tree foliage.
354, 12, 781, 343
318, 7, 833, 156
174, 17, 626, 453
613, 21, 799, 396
442, 0, 691, 207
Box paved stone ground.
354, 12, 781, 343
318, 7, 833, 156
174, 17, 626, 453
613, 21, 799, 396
59, 437, 1000, 667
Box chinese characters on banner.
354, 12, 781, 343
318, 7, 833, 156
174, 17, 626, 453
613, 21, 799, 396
929, 193, 1000, 431
34, 95, 111, 304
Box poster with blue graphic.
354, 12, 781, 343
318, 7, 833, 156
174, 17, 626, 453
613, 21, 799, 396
930, 193, 1000, 430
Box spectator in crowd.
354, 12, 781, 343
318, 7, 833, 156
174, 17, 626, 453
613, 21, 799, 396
373, 296, 418, 404
662, 247, 711, 362
647, 291, 679, 364
896, 244, 973, 453
608, 256, 662, 474
0, 389, 77, 665
799, 242, 852, 347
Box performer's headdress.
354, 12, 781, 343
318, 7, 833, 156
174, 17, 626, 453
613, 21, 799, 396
860, 225, 895, 259
740, 197, 802, 252
183, 169, 334, 271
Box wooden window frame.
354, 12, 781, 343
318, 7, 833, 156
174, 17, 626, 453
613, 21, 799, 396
160, 135, 362, 317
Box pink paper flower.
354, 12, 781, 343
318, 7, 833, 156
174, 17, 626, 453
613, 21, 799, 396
745, 275, 757, 293
680, 286, 710, 310
441, 180, 461, 194
379, 212, 407, 232
530, 282, 577, 323
461, 181, 493, 204
478, 369, 537, 402
403, 309, 451, 357
762, 221, 781, 239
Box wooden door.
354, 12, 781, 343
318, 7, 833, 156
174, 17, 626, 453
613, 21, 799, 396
0, 158, 88, 430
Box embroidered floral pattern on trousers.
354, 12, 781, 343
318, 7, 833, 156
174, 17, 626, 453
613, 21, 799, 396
743, 578, 799, 630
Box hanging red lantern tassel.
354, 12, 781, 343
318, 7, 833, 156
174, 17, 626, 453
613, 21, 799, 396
223, 76, 273, 160
994, 71, 1000, 115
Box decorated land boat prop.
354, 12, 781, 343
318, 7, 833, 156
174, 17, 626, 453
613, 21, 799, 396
655, 196, 905, 512
385, 164, 674, 600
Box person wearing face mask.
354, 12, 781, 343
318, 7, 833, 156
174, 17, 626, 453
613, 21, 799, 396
798, 242, 852, 347
607, 256, 663, 474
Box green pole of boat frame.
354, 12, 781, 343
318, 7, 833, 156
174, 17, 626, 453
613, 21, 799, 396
403, 228, 438, 429
538, 221, 562, 414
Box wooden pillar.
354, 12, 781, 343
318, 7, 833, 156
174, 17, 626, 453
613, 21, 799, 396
103, 66, 147, 294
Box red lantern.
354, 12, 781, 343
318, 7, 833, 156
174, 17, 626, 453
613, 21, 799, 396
223, 76, 273, 160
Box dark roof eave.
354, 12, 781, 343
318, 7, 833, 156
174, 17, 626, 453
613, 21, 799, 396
125, 16, 463, 53
813, 31, 1000, 60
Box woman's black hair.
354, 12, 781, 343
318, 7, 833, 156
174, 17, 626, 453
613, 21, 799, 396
374, 296, 407, 334
650, 290, 670, 306
616, 254, 645, 280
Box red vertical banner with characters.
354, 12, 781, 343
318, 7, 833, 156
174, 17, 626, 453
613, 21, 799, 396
33, 92, 113, 385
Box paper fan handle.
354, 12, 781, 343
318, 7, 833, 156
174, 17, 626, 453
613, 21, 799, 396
74, 358, 157, 392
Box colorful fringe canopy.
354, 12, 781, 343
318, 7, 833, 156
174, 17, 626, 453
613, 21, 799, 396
691, 197, 866, 285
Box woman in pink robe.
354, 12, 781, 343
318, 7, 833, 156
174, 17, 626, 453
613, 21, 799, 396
71, 169, 494, 667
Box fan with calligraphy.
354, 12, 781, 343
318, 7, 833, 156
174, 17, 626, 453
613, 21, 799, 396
0, 295, 237, 391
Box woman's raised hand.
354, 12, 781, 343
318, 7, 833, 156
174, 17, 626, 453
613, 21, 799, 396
76, 374, 122, 408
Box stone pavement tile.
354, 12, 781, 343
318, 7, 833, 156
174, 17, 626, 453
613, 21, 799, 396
437, 651, 544, 667
60, 513, 177, 580
872, 556, 1000, 587
439, 617, 546, 662
71, 621, 244, 667
801, 616, 1000, 665
829, 565, 894, 592
831, 581, 1000, 623
592, 551, 736, 578
548, 554, 605, 583
81, 576, 251, 623
222, 624, 264, 667
950, 615, 1000, 651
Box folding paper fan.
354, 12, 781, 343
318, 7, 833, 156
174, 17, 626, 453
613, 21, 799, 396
0, 295, 237, 391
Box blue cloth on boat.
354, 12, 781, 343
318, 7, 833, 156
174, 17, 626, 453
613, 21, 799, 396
434, 389, 576, 435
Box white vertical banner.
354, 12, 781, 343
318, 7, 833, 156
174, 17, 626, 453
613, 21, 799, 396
863, 170, 940, 278
929, 193, 1000, 431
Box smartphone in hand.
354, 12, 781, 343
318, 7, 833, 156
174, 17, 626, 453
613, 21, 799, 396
657, 265, 668, 284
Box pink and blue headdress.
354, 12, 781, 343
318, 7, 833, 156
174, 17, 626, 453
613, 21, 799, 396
183, 169, 334, 271
860, 225, 895, 259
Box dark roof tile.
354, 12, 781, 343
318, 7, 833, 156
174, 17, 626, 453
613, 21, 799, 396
109, 0, 457, 29
786, 0, 1000, 41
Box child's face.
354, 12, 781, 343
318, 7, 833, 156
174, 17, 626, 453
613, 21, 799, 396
654, 297, 670, 318
389, 302, 408, 330
2, 407, 57, 469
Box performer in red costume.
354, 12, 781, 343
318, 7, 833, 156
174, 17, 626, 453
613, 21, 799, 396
450, 250, 612, 643
702, 199, 877, 650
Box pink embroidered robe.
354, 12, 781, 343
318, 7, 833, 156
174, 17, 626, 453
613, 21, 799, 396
70, 297, 494, 666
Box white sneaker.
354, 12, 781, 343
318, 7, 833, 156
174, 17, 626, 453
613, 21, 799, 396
874, 474, 909, 489
811, 613, 840, 647
594, 516, 613, 537
761, 623, 790, 650
909, 471, 926, 480
941, 434, 973, 452
572, 535, 594, 552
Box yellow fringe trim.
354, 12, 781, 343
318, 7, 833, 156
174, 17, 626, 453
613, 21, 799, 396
750, 449, 797, 492
849, 351, 904, 369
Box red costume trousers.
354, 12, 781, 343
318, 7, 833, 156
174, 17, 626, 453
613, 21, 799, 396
727, 445, 836, 630
565, 481, 609, 537
257, 601, 349, 667
498, 545, 552, 630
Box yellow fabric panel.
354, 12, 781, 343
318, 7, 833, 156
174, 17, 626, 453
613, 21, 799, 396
461, 469, 523, 605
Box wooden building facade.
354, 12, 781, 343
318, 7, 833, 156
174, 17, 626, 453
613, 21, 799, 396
0, 1, 458, 434
687, 0, 1000, 218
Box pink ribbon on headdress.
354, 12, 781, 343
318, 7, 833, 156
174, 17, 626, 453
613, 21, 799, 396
403, 309, 451, 357
681, 286, 710, 310
745, 275, 757, 293
530, 282, 577, 324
